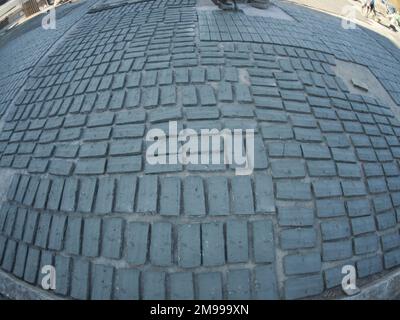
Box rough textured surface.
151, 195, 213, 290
0, 0, 400, 300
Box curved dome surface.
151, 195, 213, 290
0, 0, 400, 300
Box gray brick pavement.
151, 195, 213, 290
0, 0, 400, 301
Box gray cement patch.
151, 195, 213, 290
196, 0, 294, 20
334, 59, 400, 120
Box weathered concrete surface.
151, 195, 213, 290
0, 269, 57, 300
0, 0, 400, 300
343, 268, 400, 300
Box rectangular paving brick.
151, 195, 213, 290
59, 128, 81, 142
178, 224, 201, 268
55, 144, 79, 158
124, 88, 141, 108
48, 214, 66, 251
373, 194, 393, 213
278, 206, 314, 226
12, 208, 27, 240
49, 160, 73, 176
206, 176, 230, 216
271, 159, 305, 178
142, 87, 159, 108
1, 239, 16, 272
302, 144, 331, 159
381, 232, 400, 251
6, 174, 20, 201
321, 218, 351, 241
91, 264, 114, 300
252, 220, 274, 263
201, 222, 225, 267
284, 252, 321, 275
346, 199, 371, 217
114, 175, 137, 213
14, 175, 29, 203
341, 180, 367, 197
64, 114, 86, 128
95, 176, 114, 214
198, 85, 216, 105
136, 176, 158, 213
79, 142, 108, 158
60, 177, 78, 212
337, 163, 361, 178
115, 110, 146, 125
376, 211, 396, 230
126, 222, 149, 265
76, 157, 106, 174
0, 205, 8, 232
142, 271, 166, 300
196, 272, 223, 299
169, 272, 194, 300
65, 216, 82, 255
384, 249, 400, 269
83, 126, 111, 141
312, 180, 342, 198
254, 173, 275, 213
113, 124, 145, 138
46, 178, 65, 212
88, 112, 114, 128
150, 222, 172, 267
253, 135, 269, 169
109, 139, 142, 155
109, 90, 125, 110
159, 177, 181, 216
226, 220, 248, 263
351, 216, 376, 235
23, 247, 40, 284
276, 181, 311, 200
3, 205, 16, 236
354, 234, 379, 255
183, 176, 205, 216
22, 176, 40, 206
235, 83, 253, 103
160, 86, 177, 105
102, 218, 124, 259
34, 213, 52, 248
114, 268, 139, 300
28, 159, 49, 173
12, 243, 28, 279
82, 218, 101, 257
107, 155, 142, 173
227, 269, 251, 300
70, 258, 90, 300
149, 107, 181, 123
284, 274, 323, 299
322, 240, 352, 261
0, 236, 6, 265
231, 176, 254, 214
218, 82, 233, 102
280, 228, 316, 249
23, 210, 38, 244
77, 177, 96, 213
182, 86, 197, 106
356, 256, 383, 278
294, 128, 322, 142
261, 124, 293, 139
253, 265, 279, 299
